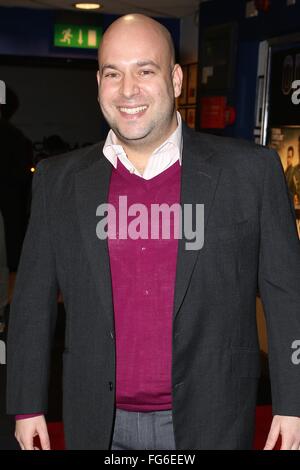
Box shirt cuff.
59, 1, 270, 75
15, 413, 43, 420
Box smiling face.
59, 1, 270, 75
97, 15, 182, 153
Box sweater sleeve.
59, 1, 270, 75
15, 414, 43, 420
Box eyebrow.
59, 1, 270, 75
100, 60, 161, 73
100, 64, 119, 73
136, 60, 161, 70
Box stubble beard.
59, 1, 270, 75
101, 100, 176, 151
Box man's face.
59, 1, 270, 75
97, 23, 182, 149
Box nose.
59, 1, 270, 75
119, 73, 140, 99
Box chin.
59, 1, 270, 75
117, 128, 150, 143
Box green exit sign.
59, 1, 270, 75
54, 24, 102, 49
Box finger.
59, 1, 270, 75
33, 446, 40, 450
19, 441, 25, 451
38, 426, 51, 450
22, 437, 34, 450
280, 436, 294, 450
291, 442, 299, 450
264, 423, 280, 450
15, 433, 23, 450
16, 437, 24, 450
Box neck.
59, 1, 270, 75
116, 113, 178, 174
120, 142, 156, 174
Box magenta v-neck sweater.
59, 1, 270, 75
16, 159, 181, 420
108, 159, 181, 411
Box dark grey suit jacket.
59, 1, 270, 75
6, 125, 300, 449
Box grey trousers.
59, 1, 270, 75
110, 409, 176, 450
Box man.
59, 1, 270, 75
0, 89, 33, 272
7, 14, 300, 450
285, 145, 296, 197
293, 136, 300, 204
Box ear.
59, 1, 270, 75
172, 64, 183, 99
96, 70, 100, 86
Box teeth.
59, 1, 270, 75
119, 106, 147, 114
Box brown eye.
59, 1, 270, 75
104, 72, 119, 78
140, 70, 154, 76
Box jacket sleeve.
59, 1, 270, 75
6, 160, 58, 414
258, 149, 300, 416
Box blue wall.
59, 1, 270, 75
200, 0, 300, 40
199, 0, 300, 140
0, 7, 180, 60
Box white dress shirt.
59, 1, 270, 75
103, 111, 183, 180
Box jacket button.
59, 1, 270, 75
109, 381, 114, 391
174, 382, 184, 389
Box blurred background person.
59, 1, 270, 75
0, 210, 8, 333
0, 88, 33, 272
285, 145, 296, 197
34, 134, 70, 166
293, 136, 300, 205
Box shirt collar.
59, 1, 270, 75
103, 111, 183, 168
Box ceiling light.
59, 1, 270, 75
74, 3, 102, 10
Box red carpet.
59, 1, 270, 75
41, 405, 280, 450
254, 405, 281, 450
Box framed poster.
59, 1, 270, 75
178, 107, 187, 122
186, 108, 196, 129
253, 33, 300, 145
268, 126, 300, 237
268, 46, 300, 127
178, 65, 188, 106
178, 63, 198, 105
187, 63, 197, 105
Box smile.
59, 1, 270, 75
118, 105, 148, 115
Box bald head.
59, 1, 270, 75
98, 14, 175, 69
96, 13, 183, 156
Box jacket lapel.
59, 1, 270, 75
75, 146, 115, 329
173, 126, 222, 319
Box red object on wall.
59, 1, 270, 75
200, 96, 227, 129
225, 106, 236, 126
200, 96, 236, 129
254, 0, 271, 13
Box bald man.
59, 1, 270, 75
7, 14, 300, 450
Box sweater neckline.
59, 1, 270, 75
112, 158, 181, 191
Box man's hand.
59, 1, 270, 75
264, 415, 300, 450
15, 415, 51, 450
